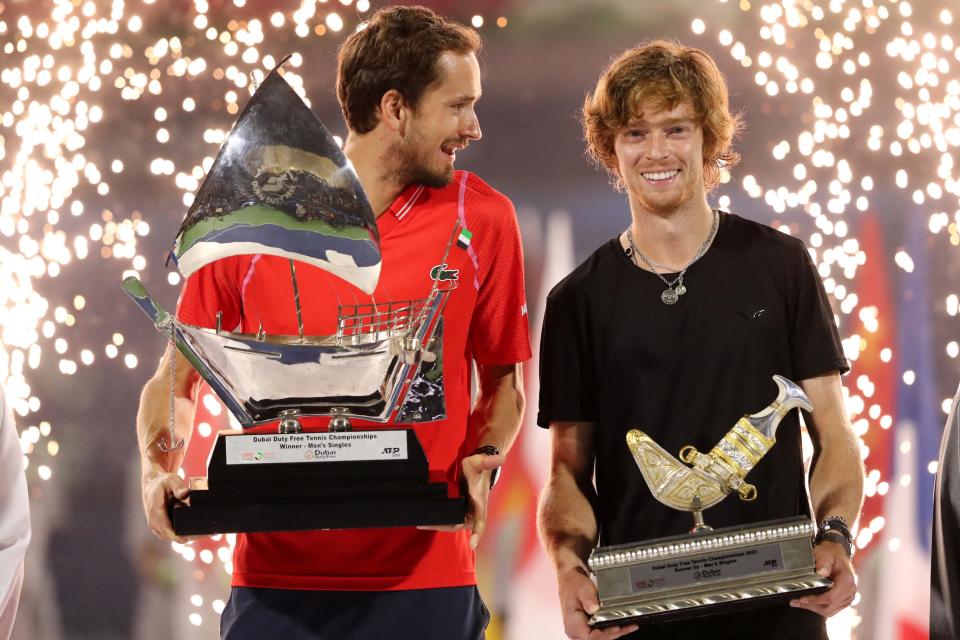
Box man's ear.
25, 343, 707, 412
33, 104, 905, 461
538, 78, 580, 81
378, 89, 408, 135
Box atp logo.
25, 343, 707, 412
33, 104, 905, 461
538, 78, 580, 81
430, 263, 459, 282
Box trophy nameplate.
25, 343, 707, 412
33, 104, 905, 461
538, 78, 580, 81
126, 60, 468, 535
589, 376, 832, 626
589, 517, 829, 626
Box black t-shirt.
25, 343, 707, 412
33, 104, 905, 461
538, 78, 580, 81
538, 212, 848, 639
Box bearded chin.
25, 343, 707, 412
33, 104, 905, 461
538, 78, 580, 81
408, 163, 453, 189
645, 192, 687, 215
386, 140, 454, 189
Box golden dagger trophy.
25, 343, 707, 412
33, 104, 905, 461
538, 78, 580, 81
588, 375, 832, 627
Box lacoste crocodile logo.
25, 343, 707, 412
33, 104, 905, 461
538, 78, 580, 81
430, 263, 460, 282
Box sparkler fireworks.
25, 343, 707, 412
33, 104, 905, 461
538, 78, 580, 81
1, 0, 956, 635
690, 0, 959, 555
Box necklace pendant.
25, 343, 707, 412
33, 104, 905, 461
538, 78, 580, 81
661, 288, 679, 305
675, 283, 687, 296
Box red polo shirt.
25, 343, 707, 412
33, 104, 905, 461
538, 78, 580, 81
176, 171, 531, 590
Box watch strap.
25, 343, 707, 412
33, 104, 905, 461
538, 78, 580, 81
469, 445, 502, 489
815, 516, 854, 557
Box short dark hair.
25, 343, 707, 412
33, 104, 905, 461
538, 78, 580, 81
583, 40, 743, 191
336, 6, 482, 134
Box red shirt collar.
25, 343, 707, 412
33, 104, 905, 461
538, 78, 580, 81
382, 183, 426, 221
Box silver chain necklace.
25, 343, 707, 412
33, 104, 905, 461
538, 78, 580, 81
625, 210, 719, 305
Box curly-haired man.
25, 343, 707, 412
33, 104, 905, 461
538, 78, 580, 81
537, 40, 863, 640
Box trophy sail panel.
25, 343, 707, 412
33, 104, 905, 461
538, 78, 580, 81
172, 65, 381, 294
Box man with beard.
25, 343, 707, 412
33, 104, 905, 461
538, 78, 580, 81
136, 7, 530, 639
536, 41, 863, 640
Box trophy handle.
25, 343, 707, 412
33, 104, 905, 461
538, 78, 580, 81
679, 375, 811, 500
122, 276, 257, 425
743, 375, 813, 440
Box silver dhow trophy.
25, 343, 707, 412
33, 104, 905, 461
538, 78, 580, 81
588, 375, 832, 627
123, 57, 465, 535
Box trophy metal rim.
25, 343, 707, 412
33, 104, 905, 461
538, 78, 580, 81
589, 516, 816, 571
589, 573, 832, 626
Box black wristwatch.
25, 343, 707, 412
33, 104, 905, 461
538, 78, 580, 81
815, 516, 854, 558
469, 445, 502, 489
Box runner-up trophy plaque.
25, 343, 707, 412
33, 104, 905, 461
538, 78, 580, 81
588, 375, 832, 627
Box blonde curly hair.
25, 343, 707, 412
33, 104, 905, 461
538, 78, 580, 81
583, 40, 743, 191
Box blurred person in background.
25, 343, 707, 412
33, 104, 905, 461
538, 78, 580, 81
0, 348, 30, 640
932, 384, 960, 640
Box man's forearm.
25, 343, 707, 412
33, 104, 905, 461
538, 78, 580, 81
809, 437, 864, 525
136, 347, 198, 478
538, 469, 600, 575
467, 363, 524, 453
802, 373, 865, 526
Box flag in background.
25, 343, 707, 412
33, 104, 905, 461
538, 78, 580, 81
824, 212, 897, 639
847, 214, 897, 546
856, 211, 937, 640
479, 209, 574, 640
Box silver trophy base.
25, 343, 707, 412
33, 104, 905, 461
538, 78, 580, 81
588, 516, 831, 627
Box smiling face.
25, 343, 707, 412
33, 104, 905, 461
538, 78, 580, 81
386, 50, 482, 188
613, 100, 706, 216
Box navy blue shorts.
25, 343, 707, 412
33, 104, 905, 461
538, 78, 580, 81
220, 585, 490, 640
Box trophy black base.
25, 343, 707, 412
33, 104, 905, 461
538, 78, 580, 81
589, 517, 832, 628
170, 491, 466, 535
169, 429, 467, 535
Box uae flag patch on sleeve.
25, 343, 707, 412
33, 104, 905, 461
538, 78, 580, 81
456, 228, 473, 249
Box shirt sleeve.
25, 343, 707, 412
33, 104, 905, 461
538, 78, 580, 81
0, 378, 30, 638
466, 186, 532, 366
932, 384, 960, 639
536, 286, 597, 427
789, 243, 850, 379
176, 255, 252, 330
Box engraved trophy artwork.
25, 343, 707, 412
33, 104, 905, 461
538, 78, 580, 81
123, 59, 466, 535
588, 375, 832, 627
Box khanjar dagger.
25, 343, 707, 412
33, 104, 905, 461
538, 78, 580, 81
626, 375, 813, 530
